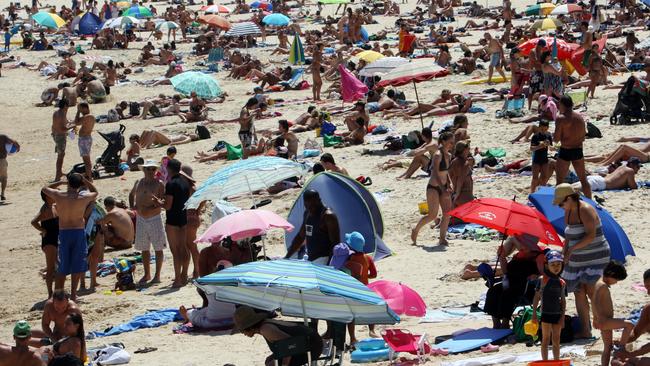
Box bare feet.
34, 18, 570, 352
138, 275, 151, 284
410, 228, 418, 245
369, 330, 379, 338
179, 305, 190, 322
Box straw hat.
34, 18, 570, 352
233, 306, 267, 332
552, 183, 578, 205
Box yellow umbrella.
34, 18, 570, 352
356, 50, 384, 63
114, 1, 130, 8
530, 17, 563, 31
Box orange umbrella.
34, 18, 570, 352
198, 14, 231, 30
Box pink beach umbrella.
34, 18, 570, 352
368, 280, 427, 317
196, 210, 293, 258
338, 64, 368, 103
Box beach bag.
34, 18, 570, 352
323, 135, 343, 147
485, 148, 507, 159
383, 135, 404, 151
93, 345, 131, 365
225, 143, 243, 160
586, 122, 602, 139
107, 109, 120, 122
129, 102, 140, 117
196, 124, 211, 140
512, 307, 540, 342
321, 121, 336, 136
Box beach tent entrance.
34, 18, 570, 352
285, 172, 391, 260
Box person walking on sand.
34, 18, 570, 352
129, 160, 166, 285
239, 98, 258, 159
484, 33, 506, 85
554, 96, 592, 199
73, 102, 95, 181
52, 99, 72, 182
163, 159, 191, 288
0, 133, 19, 201
532, 251, 567, 361
41, 173, 98, 301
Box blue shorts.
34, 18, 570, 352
58, 229, 88, 275
490, 53, 502, 68
366, 102, 380, 113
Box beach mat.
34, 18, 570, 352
436, 327, 512, 354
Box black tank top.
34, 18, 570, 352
304, 206, 333, 261
41, 217, 59, 245
540, 275, 565, 315
263, 320, 323, 363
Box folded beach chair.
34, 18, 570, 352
381, 329, 431, 363
279, 68, 305, 90
317, 321, 346, 366
268, 335, 312, 366
497, 96, 525, 118
567, 89, 588, 111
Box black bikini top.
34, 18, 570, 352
439, 147, 449, 171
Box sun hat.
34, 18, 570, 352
232, 306, 268, 332
329, 243, 353, 269
139, 159, 159, 170
345, 231, 365, 252
13, 320, 31, 339
546, 250, 564, 263
553, 183, 578, 205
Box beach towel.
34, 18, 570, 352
87, 309, 182, 338
441, 345, 586, 366
419, 306, 490, 323
338, 64, 368, 102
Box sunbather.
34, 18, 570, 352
572, 157, 641, 192
584, 143, 650, 165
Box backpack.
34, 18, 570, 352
586, 122, 602, 139
195, 124, 211, 140
512, 306, 540, 342
383, 135, 404, 151
129, 102, 140, 117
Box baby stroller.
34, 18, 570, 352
610, 76, 650, 125
92, 124, 126, 179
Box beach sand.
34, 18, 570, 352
1, 0, 650, 364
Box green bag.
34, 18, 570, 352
225, 143, 243, 160
323, 135, 343, 147
512, 306, 540, 342
485, 148, 507, 159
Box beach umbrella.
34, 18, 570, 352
185, 157, 308, 209
262, 13, 290, 26
448, 198, 563, 246
355, 50, 385, 63
529, 187, 635, 262
288, 33, 305, 65
570, 36, 607, 75
195, 259, 400, 325
358, 56, 409, 77
224, 21, 261, 36
530, 17, 563, 31
198, 14, 232, 30
338, 64, 368, 102
114, 1, 130, 8
368, 280, 426, 317
170, 71, 223, 99
517, 37, 577, 60
524, 3, 556, 16
32, 12, 66, 29
156, 21, 179, 30
101, 16, 139, 29
201, 4, 232, 14
550, 3, 583, 15
123, 5, 152, 18
375, 59, 449, 128
318, 0, 350, 4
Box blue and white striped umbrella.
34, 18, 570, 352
185, 156, 308, 209
224, 21, 261, 37
196, 259, 400, 325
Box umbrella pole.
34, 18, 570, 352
261, 237, 267, 261
299, 290, 311, 364
244, 175, 256, 208
413, 80, 424, 129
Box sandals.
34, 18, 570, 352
134, 347, 158, 354
480, 344, 499, 353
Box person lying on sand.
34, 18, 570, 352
584, 142, 650, 165
136, 129, 207, 149
194, 138, 270, 163
572, 157, 641, 192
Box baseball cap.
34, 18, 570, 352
13, 320, 31, 339
546, 250, 564, 263
345, 231, 365, 252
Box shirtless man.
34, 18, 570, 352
580, 21, 593, 69
28, 290, 81, 347
85, 78, 107, 104
528, 39, 546, 109
0, 134, 19, 201
103, 60, 117, 87
311, 43, 324, 101
573, 157, 641, 193
239, 98, 259, 159
61, 84, 83, 107
73, 102, 95, 181
37, 83, 66, 107
554, 96, 591, 199
320, 153, 349, 175
129, 160, 166, 284
278, 120, 298, 159
0, 321, 44, 366
97, 196, 134, 250
344, 101, 370, 131
484, 33, 506, 85
51, 100, 71, 182
42, 174, 98, 300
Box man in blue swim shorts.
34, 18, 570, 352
42, 173, 98, 300
484, 32, 507, 85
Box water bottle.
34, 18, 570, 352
391, 119, 397, 131
302, 254, 309, 261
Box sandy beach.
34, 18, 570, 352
1, 0, 650, 364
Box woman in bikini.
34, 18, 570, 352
42, 313, 86, 363
411, 131, 454, 246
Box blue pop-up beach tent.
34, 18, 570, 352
529, 187, 635, 262
285, 172, 391, 260
79, 12, 101, 35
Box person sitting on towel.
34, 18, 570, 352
572, 157, 641, 192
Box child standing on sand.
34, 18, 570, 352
593, 261, 635, 366
532, 250, 567, 361
530, 120, 552, 193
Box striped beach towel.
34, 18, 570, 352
562, 224, 611, 293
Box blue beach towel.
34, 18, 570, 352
87, 309, 182, 338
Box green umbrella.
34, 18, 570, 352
170, 71, 223, 99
